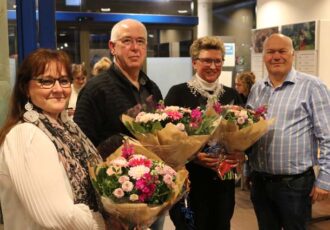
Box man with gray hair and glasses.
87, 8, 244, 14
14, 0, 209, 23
247, 33, 330, 230
74, 19, 164, 229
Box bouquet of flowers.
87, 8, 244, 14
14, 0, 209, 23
215, 104, 273, 152
212, 104, 274, 179
89, 138, 189, 228
122, 103, 220, 170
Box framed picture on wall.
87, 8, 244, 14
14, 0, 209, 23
281, 21, 316, 51
251, 27, 279, 53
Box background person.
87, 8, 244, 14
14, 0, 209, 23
234, 71, 256, 190
74, 19, 164, 230
67, 63, 87, 118
91, 57, 112, 77
234, 71, 256, 104
165, 36, 244, 230
0, 49, 105, 230
247, 33, 330, 230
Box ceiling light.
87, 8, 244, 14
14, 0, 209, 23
178, 10, 188, 14
148, 34, 154, 38
100, 8, 111, 12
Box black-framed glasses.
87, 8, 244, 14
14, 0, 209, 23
32, 76, 72, 89
196, 58, 223, 66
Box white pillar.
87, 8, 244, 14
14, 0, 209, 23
197, 0, 213, 38
0, 0, 11, 126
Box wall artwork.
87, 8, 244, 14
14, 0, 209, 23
251, 27, 279, 53
281, 21, 316, 51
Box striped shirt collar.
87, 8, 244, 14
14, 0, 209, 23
263, 68, 296, 87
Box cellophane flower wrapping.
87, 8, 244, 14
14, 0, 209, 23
89, 138, 189, 228
213, 104, 275, 179
122, 104, 221, 170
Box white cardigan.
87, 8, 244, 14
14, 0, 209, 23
0, 123, 105, 230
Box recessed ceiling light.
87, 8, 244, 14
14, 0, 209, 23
148, 34, 154, 38
100, 8, 111, 12
178, 10, 188, 14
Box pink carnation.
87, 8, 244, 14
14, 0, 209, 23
166, 110, 183, 121
129, 158, 152, 168
122, 142, 135, 159
213, 102, 222, 114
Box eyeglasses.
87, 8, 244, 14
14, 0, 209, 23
196, 58, 223, 66
32, 76, 72, 89
116, 37, 146, 47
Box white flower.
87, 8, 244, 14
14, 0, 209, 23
238, 110, 248, 119
176, 123, 185, 131
113, 188, 124, 198
135, 112, 168, 123
129, 194, 139, 201
237, 117, 246, 125
163, 106, 180, 112
122, 181, 134, 192
164, 106, 191, 114
111, 157, 128, 167
128, 165, 150, 179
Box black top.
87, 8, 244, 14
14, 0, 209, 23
165, 82, 243, 184
74, 64, 162, 158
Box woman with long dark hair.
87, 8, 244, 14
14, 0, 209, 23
0, 49, 105, 229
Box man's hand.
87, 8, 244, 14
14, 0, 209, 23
309, 186, 329, 203
194, 152, 219, 172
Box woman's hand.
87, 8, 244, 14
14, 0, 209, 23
224, 151, 245, 163
224, 151, 245, 172
194, 152, 219, 172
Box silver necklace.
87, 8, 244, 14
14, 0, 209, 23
187, 75, 224, 107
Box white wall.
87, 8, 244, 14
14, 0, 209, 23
146, 57, 192, 97
257, 0, 330, 28
256, 0, 330, 87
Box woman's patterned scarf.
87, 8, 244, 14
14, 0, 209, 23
27, 112, 102, 210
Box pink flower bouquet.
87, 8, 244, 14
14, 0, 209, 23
122, 104, 220, 170
213, 104, 274, 179
89, 139, 189, 228
215, 104, 274, 152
